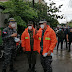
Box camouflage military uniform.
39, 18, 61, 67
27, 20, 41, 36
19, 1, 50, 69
2, 27, 17, 71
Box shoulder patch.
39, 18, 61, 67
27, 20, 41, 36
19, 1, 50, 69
3, 31, 7, 34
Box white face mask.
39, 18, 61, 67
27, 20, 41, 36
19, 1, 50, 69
40, 25, 44, 29
11, 24, 16, 28
28, 26, 32, 30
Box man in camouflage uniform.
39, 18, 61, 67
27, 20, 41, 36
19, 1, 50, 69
2, 18, 18, 72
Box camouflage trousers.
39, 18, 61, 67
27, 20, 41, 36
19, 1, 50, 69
2, 46, 16, 70
40, 55, 52, 72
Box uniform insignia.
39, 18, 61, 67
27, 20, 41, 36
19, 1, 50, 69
3, 31, 7, 34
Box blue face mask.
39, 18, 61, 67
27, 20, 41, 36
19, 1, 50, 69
59, 29, 62, 31
68, 27, 69, 29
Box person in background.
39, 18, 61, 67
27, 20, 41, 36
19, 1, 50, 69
67, 27, 72, 52
2, 18, 18, 72
21, 21, 37, 72
34, 20, 57, 72
57, 28, 65, 51
64, 27, 68, 49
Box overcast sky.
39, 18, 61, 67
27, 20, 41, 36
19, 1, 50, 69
44, 0, 72, 24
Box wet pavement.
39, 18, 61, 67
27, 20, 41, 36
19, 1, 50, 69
0, 42, 72, 72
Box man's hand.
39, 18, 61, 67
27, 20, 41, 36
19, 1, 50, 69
47, 50, 51, 56
67, 39, 69, 42
11, 33, 17, 37
23, 47, 25, 52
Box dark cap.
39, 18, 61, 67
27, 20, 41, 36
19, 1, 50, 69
8, 18, 16, 22
39, 20, 47, 25
28, 21, 33, 25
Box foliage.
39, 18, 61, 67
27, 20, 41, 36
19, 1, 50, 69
67, 21, 72, 27
26, 1, 62, 27
0, 0, 38, 28
0, 0, 63, 29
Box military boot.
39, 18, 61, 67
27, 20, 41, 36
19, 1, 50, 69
2, 69, 6, 72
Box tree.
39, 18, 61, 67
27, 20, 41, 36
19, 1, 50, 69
26, 1, 62, 27
0, 0, 38, 34
0, 1, 37, 25
0, 0, 63, 29
67, 20, 72, 27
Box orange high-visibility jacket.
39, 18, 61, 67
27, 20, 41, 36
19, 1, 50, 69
21, 28, 38, 51
34, 25, 57, 55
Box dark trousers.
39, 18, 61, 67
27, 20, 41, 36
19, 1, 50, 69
64, 38, 67, 49
40, 55, 52, 72
57, 38, 63, 50
26, 51, 37, 69
2, 48, 16, 70
69, 41, 72, 51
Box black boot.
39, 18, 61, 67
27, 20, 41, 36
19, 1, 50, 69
2, 69, 6, 72
27, 64, 31, 72
10, 68, 17, 72
10, 64, 17, 72
68, 49, 70, 52
31, 64, 36, 72
44, 69, 46, 72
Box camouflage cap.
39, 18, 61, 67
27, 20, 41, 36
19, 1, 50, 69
28, 21, 33, 25
8, 18, 16, 22
39, 20, 47, 25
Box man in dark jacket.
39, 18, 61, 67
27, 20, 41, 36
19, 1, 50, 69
67, 28, 72, 52
57, 28, 65, 51
64, 28, 69, 49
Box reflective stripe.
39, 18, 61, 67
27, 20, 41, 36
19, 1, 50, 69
45, 37, 51, 40
39, 37, 41, 40
25, 37, 28, 39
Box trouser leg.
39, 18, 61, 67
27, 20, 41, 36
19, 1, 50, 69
31, 51, 37, 72
57, 39, 60, 51
40, 55, 46, 72
69, 41, 71, 52
45, 56, 52, 72
65, 38, 68, 49
61, 40, 63, 50
2, 52, 11, 72
9, 49, 17, 72
40, 55, 52, 72
27, 52, 32, 69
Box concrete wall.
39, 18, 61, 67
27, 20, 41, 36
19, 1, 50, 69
0, 0, 7, 2
0, 9, 9, 28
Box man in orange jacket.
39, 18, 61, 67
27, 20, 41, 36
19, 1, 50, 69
21, 21, 37, 72
34, 20, 57, 72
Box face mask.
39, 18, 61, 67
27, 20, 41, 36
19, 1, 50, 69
70, 29, 72, 32
11, 24, 16, 28
28, 26, 32, 30
40, 25, 44, 29
59, 29, 62, 31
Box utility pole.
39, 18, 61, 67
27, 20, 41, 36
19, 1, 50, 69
33, 0, 34, 8
32, 0, 35, 27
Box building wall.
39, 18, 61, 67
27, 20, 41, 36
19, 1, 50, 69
0, 0, 7, 1
0, 9, 9, 28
